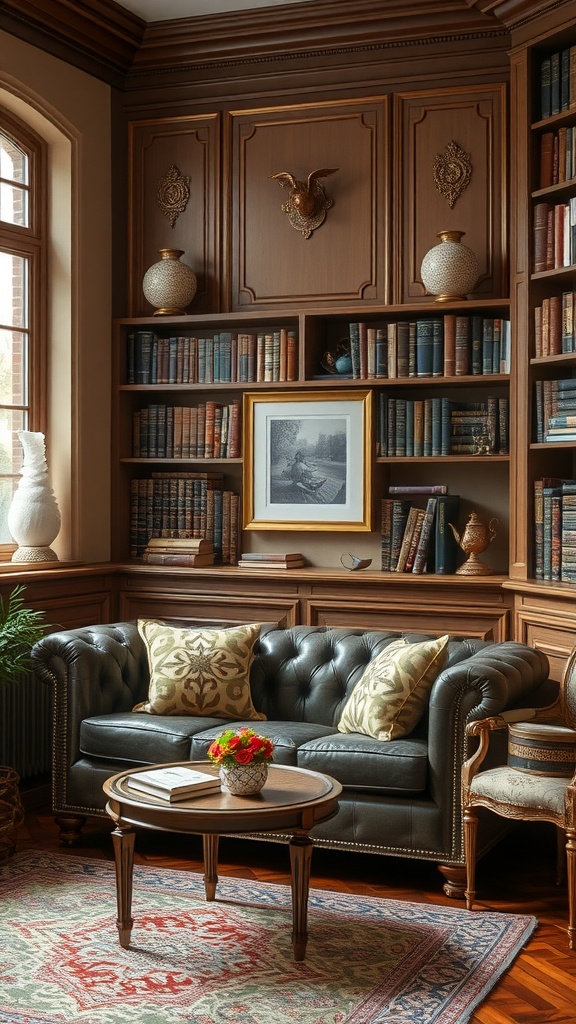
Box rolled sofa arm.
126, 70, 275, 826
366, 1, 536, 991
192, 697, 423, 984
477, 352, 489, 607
427, 642, 553, 811
32, 622, 147, 770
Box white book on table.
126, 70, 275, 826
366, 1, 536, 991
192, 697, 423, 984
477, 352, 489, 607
126, 766, 220, 801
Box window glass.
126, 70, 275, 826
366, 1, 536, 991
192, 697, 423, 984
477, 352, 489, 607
0, 132, 29, 228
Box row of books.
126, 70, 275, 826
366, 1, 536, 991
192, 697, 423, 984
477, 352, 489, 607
127, 328, 298, 385
539, 48, 576, 121
534, 291, 576, 356
377, 396, 509, 457
534, 478, 576, 582
130, 471, 240, 563
132, 401, 241, 459
533, 200, 576, 273
381, 493, 460, 574
534, 377, 576, 442
347, 317, 510, 380
539, 127, 576, 189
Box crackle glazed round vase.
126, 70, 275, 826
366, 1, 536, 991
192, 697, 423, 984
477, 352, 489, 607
7, 430, 61, 562
219, 762, 269, 796
142, 248, 197, 316
420, 230, 479, 302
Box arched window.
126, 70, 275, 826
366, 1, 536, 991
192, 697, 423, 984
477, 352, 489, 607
0, 110, 46, 547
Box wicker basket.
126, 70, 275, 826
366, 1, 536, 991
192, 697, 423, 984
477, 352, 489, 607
0, 767, 24, 860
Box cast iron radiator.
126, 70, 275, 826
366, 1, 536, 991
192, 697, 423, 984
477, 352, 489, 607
0, 671, 51, 779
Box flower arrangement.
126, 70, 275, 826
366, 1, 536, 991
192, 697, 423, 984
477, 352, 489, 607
207, 728, 274, 769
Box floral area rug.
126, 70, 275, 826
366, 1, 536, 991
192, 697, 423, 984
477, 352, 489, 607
1, 851, 535, 1024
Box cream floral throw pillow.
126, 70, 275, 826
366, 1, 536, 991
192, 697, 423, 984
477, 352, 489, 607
133, 620, 265, 720
337, 635, 450, 741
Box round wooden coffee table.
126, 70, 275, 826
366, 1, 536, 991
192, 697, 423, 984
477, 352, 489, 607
103, 761, 342, 961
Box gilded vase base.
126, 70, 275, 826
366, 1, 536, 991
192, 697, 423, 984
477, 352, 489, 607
432, 293, 469, 303
455, 555, 494, 576
152, 306, 189, 316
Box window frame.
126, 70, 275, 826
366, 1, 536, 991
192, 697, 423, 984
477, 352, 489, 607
0, 108, 47, 554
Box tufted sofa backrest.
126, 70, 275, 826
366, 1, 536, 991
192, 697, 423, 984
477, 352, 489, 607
249, 625, 489, 727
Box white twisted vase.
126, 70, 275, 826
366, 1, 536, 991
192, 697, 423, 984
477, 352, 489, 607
8, 431, 61, 562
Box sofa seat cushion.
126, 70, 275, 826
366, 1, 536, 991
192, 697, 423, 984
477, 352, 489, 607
80, 712, 225, 766
191, 721, 337, 766
297, 733, 429, 794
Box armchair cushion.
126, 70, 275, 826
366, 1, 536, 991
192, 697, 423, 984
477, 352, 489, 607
132, 620, 265, 721
337, 634, 449, 741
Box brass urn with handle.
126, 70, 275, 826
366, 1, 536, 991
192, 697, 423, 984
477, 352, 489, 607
448, 511, 498, 576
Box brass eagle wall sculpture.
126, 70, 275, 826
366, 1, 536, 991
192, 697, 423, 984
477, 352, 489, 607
271, 167, 338, 238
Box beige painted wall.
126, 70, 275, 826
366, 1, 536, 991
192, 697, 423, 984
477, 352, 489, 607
0, 29, 112, 562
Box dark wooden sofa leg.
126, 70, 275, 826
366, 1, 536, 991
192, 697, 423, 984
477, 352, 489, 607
438, 864, 466, 898
54, 813, 87, 845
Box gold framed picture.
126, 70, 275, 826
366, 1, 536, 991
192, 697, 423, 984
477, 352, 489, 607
242, 390, 372, 531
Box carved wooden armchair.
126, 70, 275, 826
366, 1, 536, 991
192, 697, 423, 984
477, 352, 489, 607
462, 646, 576, 950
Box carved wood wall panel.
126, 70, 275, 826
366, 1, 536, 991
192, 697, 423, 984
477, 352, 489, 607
394, 84, 507, 304
128, 115, 221, 317
230, 99, 388, 309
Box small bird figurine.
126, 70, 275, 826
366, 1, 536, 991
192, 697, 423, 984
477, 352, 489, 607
271, 167, 338, 238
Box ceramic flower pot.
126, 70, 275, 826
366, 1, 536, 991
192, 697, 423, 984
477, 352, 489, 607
219, 762, 269, 796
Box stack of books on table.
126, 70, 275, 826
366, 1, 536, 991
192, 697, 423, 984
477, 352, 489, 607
125, 766, 221, 802
141, 536, 215, 567
237, 552, 306, 569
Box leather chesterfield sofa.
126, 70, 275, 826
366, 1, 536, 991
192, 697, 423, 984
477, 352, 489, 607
32, 622, 553, 896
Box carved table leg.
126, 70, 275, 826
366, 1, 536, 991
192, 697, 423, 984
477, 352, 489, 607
203, 833, 219, 901
110, 824, 136, 948
289, 832, 313, 962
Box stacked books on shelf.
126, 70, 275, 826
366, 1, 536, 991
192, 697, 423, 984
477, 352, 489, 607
534, 377, 576, 441
533, 200, 576, 273
125, 766, 221, 802
377, 396, 509, 457
539, 48, 576, 121
141, 536, 215, 567
130, 471, 240, 563
237, 552, 306, 569
533, 291, 576, 356
133, 401, 241, 459
534, 477, 576, 582
381, 488, 460, 574
539, 127, 576, 189
127, 327, 298, 385
347, 315, 510, 381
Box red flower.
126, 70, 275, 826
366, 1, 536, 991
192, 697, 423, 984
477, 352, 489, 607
235, 747, 254, 764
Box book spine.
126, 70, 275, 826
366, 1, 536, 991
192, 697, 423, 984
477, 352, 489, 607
443, 314, 456, 377
541, 56, 551, 119
388, 485, 448, 495
434, 496, 461, 574
415, 320, 433, 377
534, 203, 551, 272
412, 496, 438, 574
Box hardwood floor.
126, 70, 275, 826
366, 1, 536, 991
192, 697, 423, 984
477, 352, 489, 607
15, 795, 576, 1023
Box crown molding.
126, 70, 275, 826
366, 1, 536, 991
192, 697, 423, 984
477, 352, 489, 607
131, 0, 505, 75
0, 0, 145, 85
0, 0, 507, 84
464, 0, 575, 33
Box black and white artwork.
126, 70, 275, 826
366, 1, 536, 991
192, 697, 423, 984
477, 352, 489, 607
243, 392, 371, 530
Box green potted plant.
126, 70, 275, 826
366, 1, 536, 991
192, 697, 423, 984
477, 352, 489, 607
0, 585, 46, 860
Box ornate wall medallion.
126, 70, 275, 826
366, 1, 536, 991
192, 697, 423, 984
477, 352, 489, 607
433, 141, 472, 209
157, 164, 190, 227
